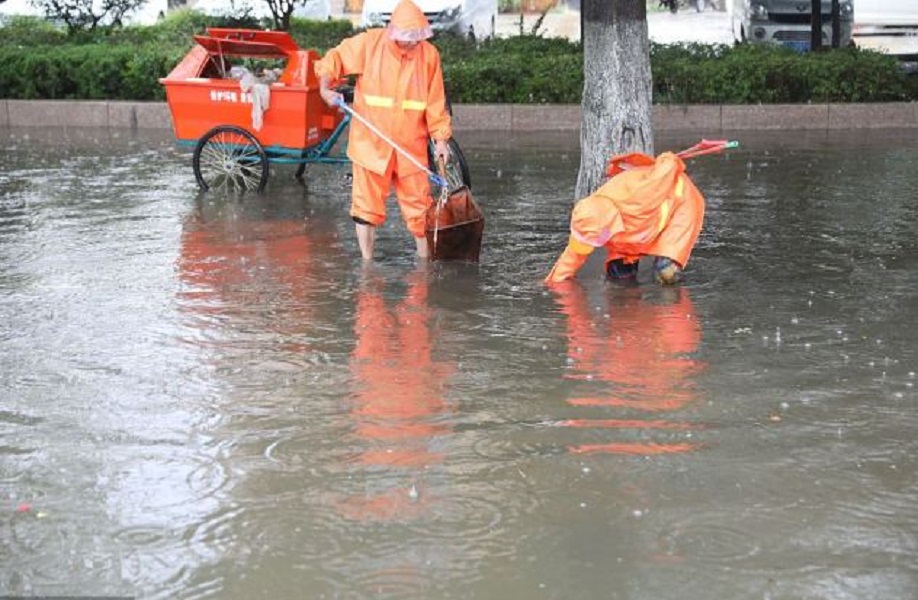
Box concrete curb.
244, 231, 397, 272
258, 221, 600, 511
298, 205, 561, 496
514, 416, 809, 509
5, 100, 173, 130
3, 100, 917, 131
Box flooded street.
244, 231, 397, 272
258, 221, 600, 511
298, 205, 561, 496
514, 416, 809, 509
2, 126, 917, 599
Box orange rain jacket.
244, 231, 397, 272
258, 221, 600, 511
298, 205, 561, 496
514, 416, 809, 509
546, 152, 705, 283
314, 22, 452, 178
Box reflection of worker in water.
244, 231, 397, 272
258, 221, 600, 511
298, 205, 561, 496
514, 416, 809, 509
315, 0, 453, 261
339, 268, 453, 520
546, 152, 705, 285
551, 283, 704, 455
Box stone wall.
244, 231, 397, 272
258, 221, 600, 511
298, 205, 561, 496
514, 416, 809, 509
2, 99, 916, 131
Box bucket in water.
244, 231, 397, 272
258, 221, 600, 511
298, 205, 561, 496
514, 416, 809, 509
424, 185, 484, 262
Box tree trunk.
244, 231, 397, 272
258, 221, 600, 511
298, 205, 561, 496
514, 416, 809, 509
576, 0, 653, 199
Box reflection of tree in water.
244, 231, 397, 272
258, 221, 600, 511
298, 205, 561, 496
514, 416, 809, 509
338, 268, 454, 522
552, 284, 705, 455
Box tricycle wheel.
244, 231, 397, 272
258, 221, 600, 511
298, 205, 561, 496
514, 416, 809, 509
193, 125, 268, 193
428, 138, 472, 198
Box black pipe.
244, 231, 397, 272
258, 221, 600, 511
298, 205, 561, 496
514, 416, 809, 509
811, 0, 822, 51
831, 0, 841, 48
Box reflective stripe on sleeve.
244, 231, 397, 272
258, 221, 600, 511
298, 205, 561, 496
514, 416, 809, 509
402, 100, 427, 111
658, 200, 670, 234
657, 176, 684, 233
568, 236, 595, 256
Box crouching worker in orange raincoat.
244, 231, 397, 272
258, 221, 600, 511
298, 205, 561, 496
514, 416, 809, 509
315, 0, 452, 261
545, 151, 705, 285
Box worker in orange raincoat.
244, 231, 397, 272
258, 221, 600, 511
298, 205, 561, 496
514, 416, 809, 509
545, 151, 705, 285
315, 0, 452, 261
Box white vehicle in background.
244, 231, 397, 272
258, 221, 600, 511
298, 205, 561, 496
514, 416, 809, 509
731, 0, 854, 50
852, 0, 918, 66
361, 0, 498, 39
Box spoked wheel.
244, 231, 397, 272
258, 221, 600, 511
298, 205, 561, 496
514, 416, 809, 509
192, 125, 268, 193
428, 137, 471, 199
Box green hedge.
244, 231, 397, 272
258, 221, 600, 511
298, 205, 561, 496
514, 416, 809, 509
2, 14, 916, 104
651, 42, 914, 104
0, 45, 185, 100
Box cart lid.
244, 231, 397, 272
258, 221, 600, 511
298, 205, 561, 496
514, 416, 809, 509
194, 29, 299, 58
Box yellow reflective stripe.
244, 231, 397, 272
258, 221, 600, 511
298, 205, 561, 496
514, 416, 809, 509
402, 100, 427, 111
363, 96, 426, 110
657, 176, 683, 233
658, 200, 670, 234
568, 236, 594, 256
364, 95, 394, 108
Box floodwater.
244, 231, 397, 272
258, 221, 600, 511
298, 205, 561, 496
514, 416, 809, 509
1, 125, 917, 599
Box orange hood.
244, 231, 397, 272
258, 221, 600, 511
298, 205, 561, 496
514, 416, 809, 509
389, 0, 432, 40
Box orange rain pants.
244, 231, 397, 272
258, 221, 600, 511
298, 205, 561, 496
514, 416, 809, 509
352, 154, 431, 237
315, 27, 452, 236
546, 152, 705, 283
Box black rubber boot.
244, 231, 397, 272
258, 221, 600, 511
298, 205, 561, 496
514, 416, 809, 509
606, 258, 639, 280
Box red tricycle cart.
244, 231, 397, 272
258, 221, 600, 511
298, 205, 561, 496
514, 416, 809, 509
160, 28, 471, 194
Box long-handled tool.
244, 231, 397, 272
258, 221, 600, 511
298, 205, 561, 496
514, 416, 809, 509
677, 139, 739, 160
333, 97, 447, 188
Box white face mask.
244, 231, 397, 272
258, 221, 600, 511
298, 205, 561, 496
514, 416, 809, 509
386, 23, 433, 43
